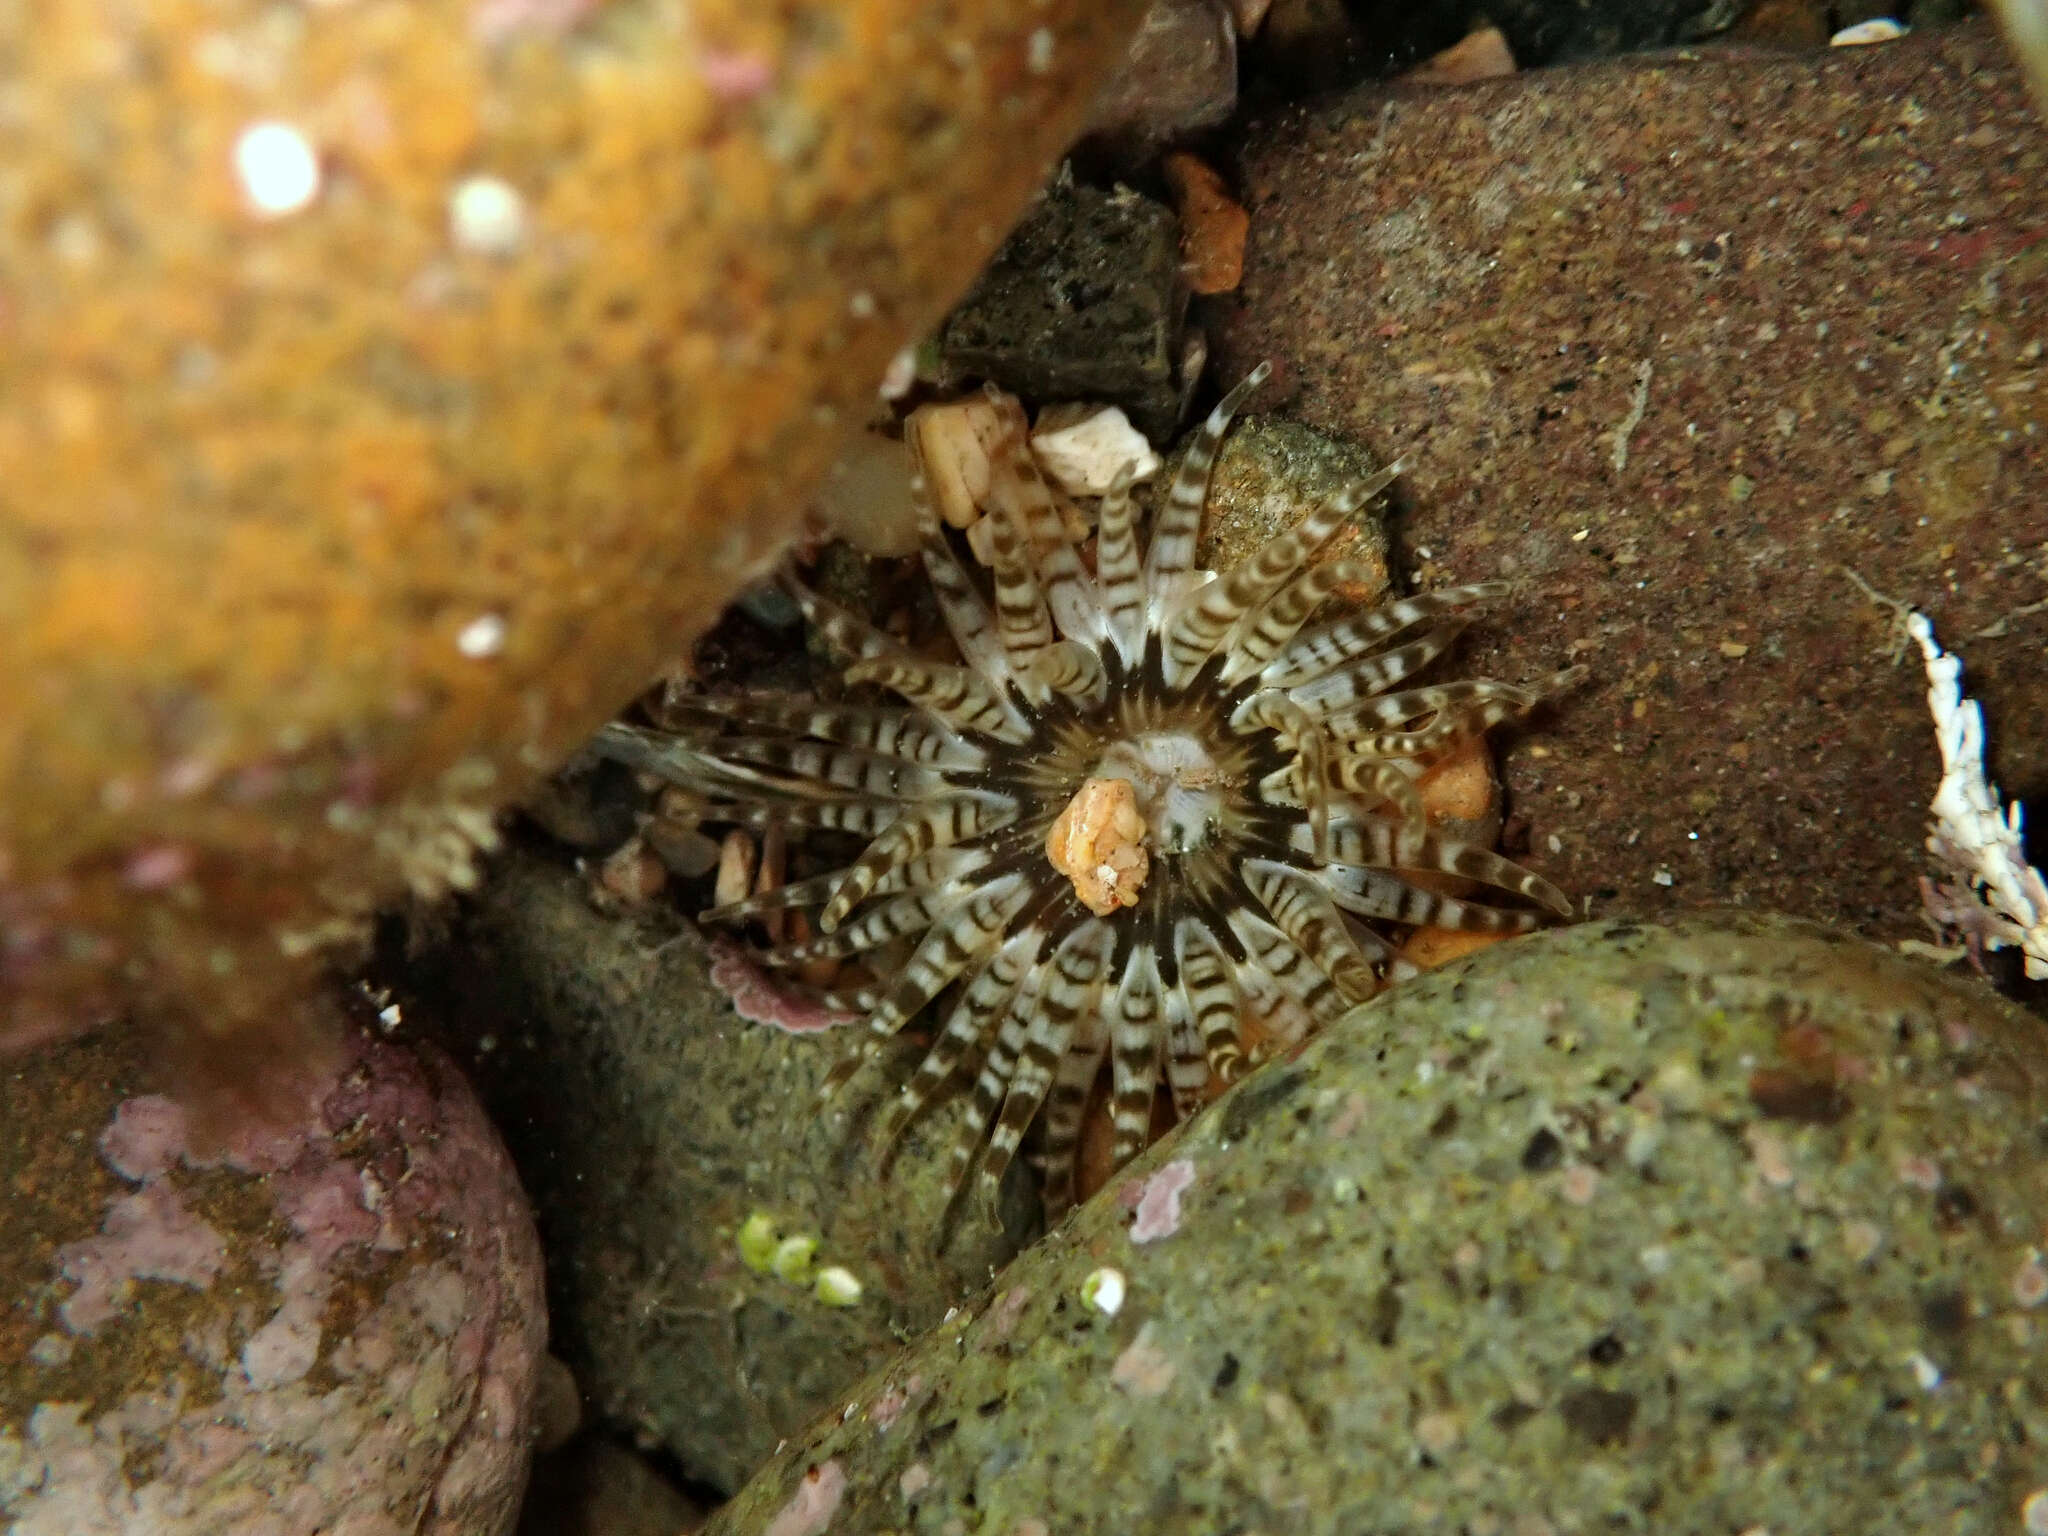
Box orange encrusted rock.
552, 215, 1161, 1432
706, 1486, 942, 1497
0, 0, 1148, 1075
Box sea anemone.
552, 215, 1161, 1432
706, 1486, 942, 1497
594, 366, 1584, 1220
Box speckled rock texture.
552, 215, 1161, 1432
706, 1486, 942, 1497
0, 0, 1148, 1066
403, 850, 1035, 1496
1214, 22, 2048, 962
1, 1018, 546, 1535
708, 913, 2048, 1534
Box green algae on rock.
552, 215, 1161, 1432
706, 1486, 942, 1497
708, 912, 2048, 1535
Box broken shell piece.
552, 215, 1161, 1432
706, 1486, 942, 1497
1831, 17, 1907, 45
599, 836, 668, 902
1045, 776, 1150, 916
1030, 404, 1162, 496
908, 391, 1028, 528
716, 828, 758, 907
1404, 24, 1517, 84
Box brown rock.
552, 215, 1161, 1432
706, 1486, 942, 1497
1219, 21, 2048, 957
1163, 151, 1251, 294
0, 0, 1149, 1077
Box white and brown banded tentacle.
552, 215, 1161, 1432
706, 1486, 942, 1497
1143, 361, 1271, 602
819, 792, 1017, 932
1026, 639, 1109, 706
677, 697, 985, 772
1334, 670, 1584, 758
869, 924, 1045, 1169
1243, 859, 1386, 1003
1175, 916, 1247, 1088
1160, 468, 1393, 689
1233, 689, 1334, 859
820, 872, 1034, 1096
914, 473, 1012, 686
691, 736, 945, 802
987, 425, 1106, 646
671, 795, 901, 837
1287, 630, 1471, 717
1262, 581, 1509, 689
753, 881, 978, 966
1093, 464, 1149, 665
1228, 908, 1351, 1026
975, 922, 1119, 1212
1318, 753, 1426, 835
1036, 1007, 1109, 1218
1106, 943, 1168, 1167
1313, 820, 1573, 918
1221, 558, 1383, 684
841, 655, 1030, 744
1159, 977, 1207, 1123
1316, 864, 1547, 933
977, 470, 1062, 691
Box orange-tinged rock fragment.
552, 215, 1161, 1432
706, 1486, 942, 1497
1163, 150, 1249, 295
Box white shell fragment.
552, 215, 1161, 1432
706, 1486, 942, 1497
234, 121, 321, 218
1081, 1267, 1126, 1317
448, 175, 528, 256
1830, 17, 1907, 45
1029, 403, 1162, 496
907, 393, 1025, 529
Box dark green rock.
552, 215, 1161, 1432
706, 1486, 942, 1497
405, 852, 1035, 1496
937, 177, 1187, 440
709, 913, 2048, 1533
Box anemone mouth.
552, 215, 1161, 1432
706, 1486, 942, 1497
590, 365, 1585, 1225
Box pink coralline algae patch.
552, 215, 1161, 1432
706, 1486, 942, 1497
708, 936, 858, 1034
764, 1460, 847, 1536
56, 1181, 227, 1333
12, 1029, 547, 1536
1124, 1158, 1197, 1243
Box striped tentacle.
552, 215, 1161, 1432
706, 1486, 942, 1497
976, 462, 1062, 694
1220, 558, 1383, 684
1262, 581, 1509, 689
1311, 819, 1574, 918
678, 696, 985, 772
1320, 754, 1426, 834
1233, 689, 1333, 859
752, 881, 979, 966
1332, 668, 1586, 756
841, 654, 1030, 744
1158, 974, 1206, 1123
974, 920, 1118, 1213
1227, 907, 1352, 1026
1142, 362, 1271, 609
986, 423, 1106, 647
914, 473, 1012, 687
820, 872, 1034, 1095
1094, 465, 1149, 665
686, 735, 945, 802
701, 846, 988, 924
1037, 1007, 1109, 1218
1027, 639, 1109, 706
665, 794, 901, 837
1106, 943, 1169, 1167
820, 792, 1017, 931
1158, 482, 1356, 689
1175, 917, 1248, 1090
869, 924, 1045, 1169
1286, 630, 1471, 717
1243, 859, 1387, 1003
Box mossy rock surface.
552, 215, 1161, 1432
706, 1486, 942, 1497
710, 912, 2048, 1534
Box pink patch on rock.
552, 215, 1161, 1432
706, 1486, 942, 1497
57, 1181, 228, 1333
1127, 1158, 1197, 1243
1110, 1324, 1178, 1397
701, 48, 775, 103
99, 1095, 191, 1180
708, 936, 858, 1034
765, 1460, 847, 1536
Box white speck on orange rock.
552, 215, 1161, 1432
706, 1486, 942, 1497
1046, 776, 1149, 916
234, 121, 321, 218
